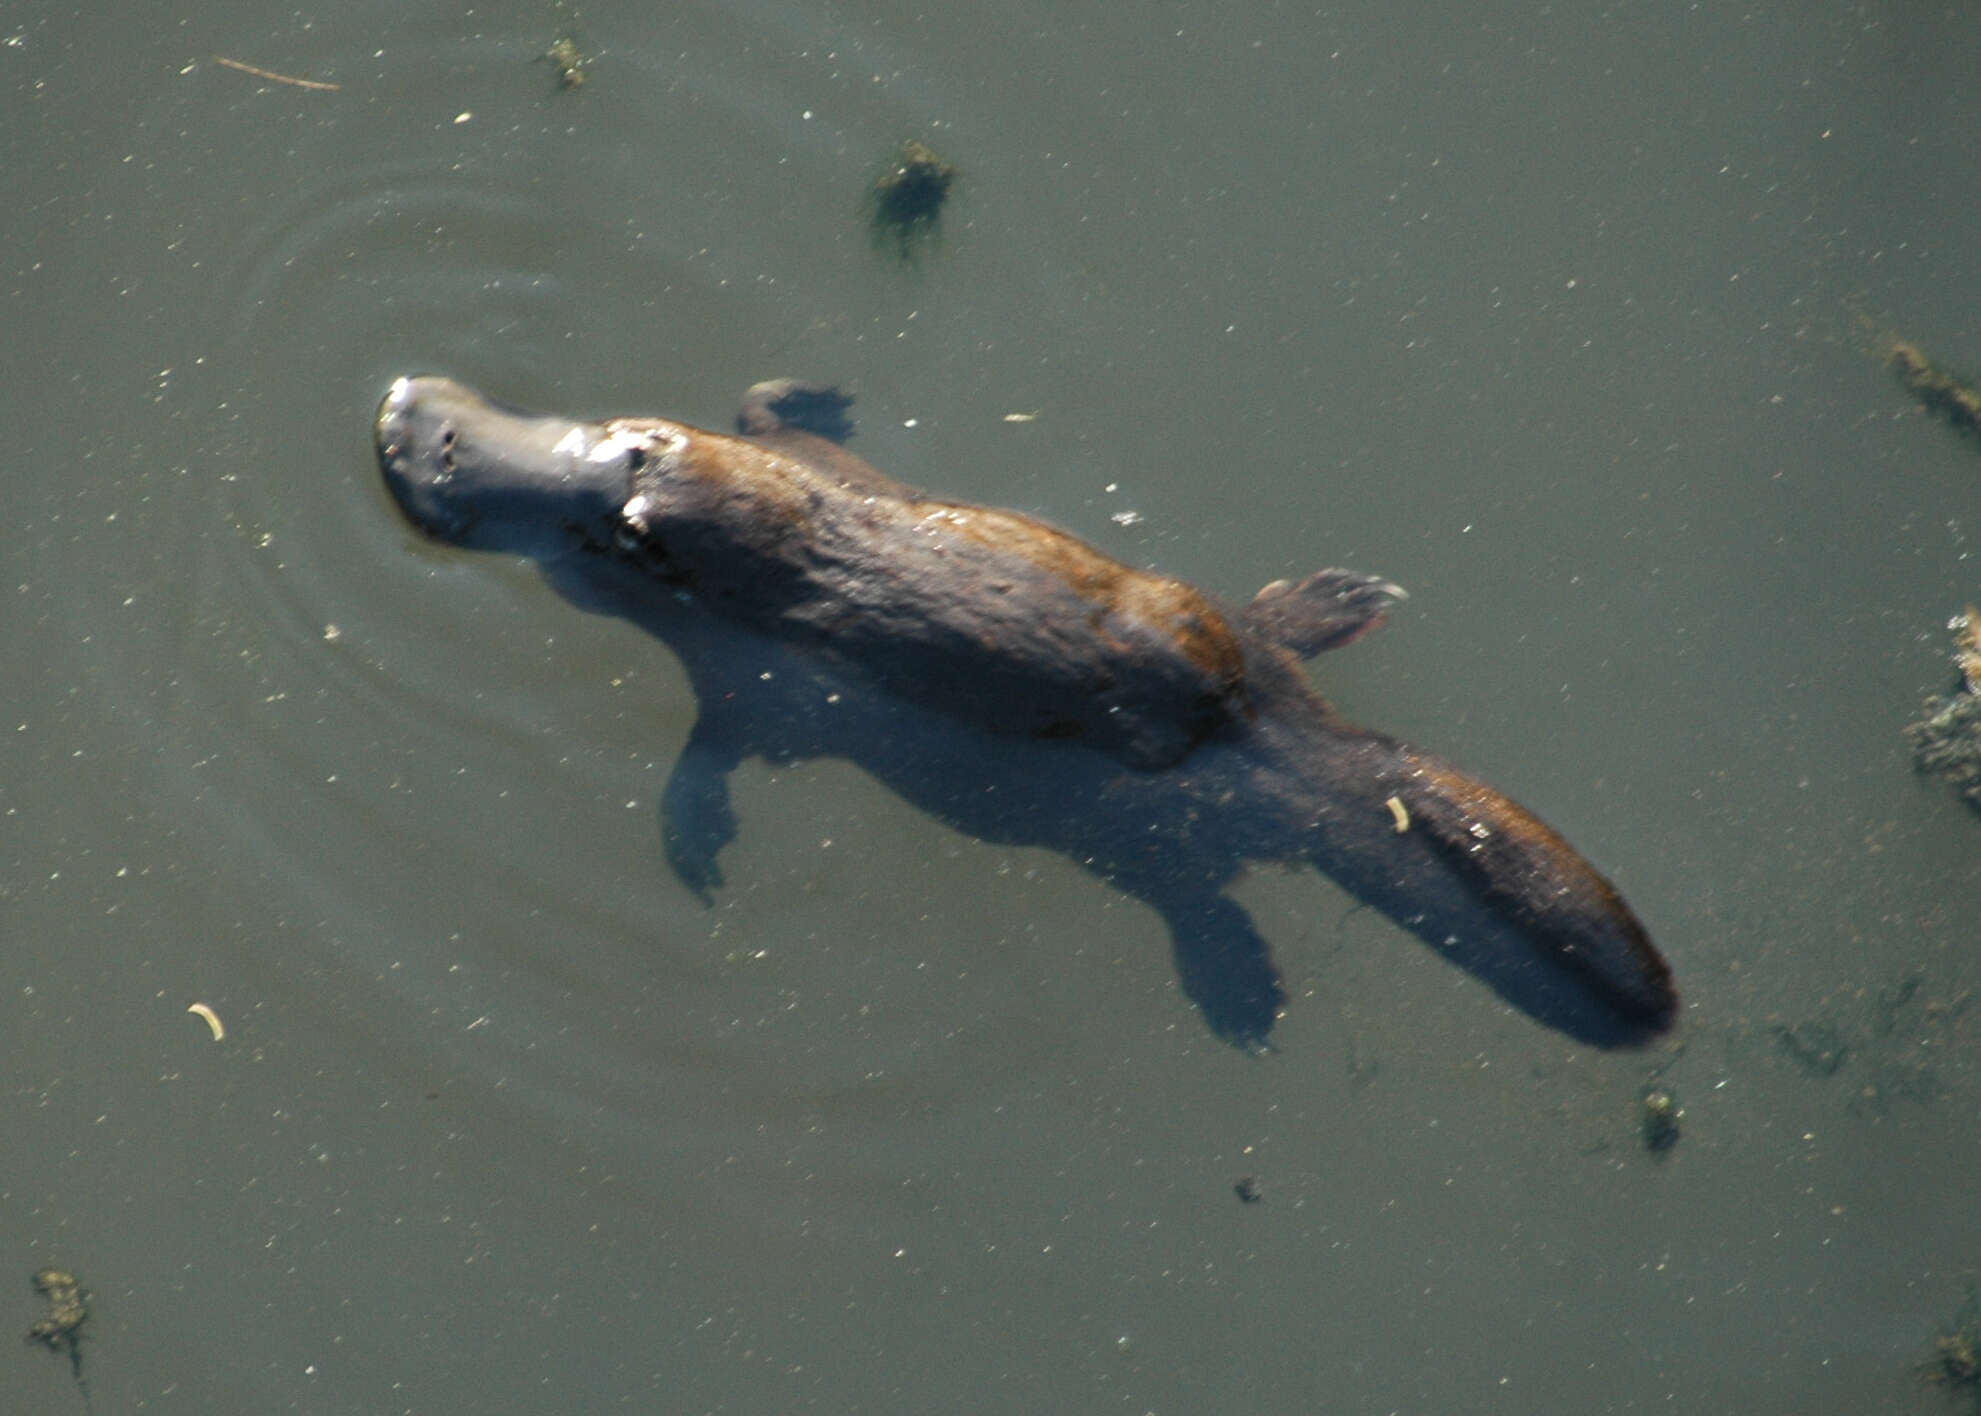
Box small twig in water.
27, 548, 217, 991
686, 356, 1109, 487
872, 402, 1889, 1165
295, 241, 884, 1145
212, 55, 341, 91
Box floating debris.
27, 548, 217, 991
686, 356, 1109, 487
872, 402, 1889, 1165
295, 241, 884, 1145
543, 35, 585, 88
1888, 339, 1981, 443
1960, 613, 1981, 693
1904, 607, 1981, 816
212, 55, 340, 92
26, 1267, 90, 1405
1638, 1084, 1683, 1156
538, 5, 589, 91
1925, 1284, 1981, 1401
187, 1001, 226, 1041
26, 1268, 86, 1350
866, 139, 957, 261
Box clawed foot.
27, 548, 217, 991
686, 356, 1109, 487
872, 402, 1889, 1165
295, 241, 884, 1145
1244, 568, 1408, 658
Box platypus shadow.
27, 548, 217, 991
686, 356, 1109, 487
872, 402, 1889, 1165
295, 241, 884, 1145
377, 376, 1677, 1050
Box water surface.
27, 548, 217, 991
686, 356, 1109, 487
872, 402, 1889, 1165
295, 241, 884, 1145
5, 2, 1980, 1410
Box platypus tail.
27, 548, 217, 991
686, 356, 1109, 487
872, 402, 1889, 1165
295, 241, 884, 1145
1384, 748, 1677, 1029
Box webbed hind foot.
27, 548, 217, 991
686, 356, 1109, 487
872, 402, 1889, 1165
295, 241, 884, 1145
1244, 568, 1408, 657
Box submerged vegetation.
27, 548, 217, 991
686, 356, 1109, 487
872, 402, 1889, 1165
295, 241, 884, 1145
1886, 337, 1981, 444
1926, 1284, 1981, 1408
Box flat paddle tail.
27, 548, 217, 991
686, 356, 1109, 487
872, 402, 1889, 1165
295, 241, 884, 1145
1391, 750, 1676, 1029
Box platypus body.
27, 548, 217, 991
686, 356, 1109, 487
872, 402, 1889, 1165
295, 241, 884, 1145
376, 376, 1676, 1046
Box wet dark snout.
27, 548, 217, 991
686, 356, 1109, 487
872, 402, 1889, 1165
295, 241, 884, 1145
374, 375, 630, 553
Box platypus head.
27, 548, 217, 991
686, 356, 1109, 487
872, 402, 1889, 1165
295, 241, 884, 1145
375, 376, 642, 556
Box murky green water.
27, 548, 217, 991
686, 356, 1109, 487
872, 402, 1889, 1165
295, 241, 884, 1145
5, 2, 1979, 1410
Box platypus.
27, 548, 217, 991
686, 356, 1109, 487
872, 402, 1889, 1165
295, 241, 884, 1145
375, 375, 1676, 1047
